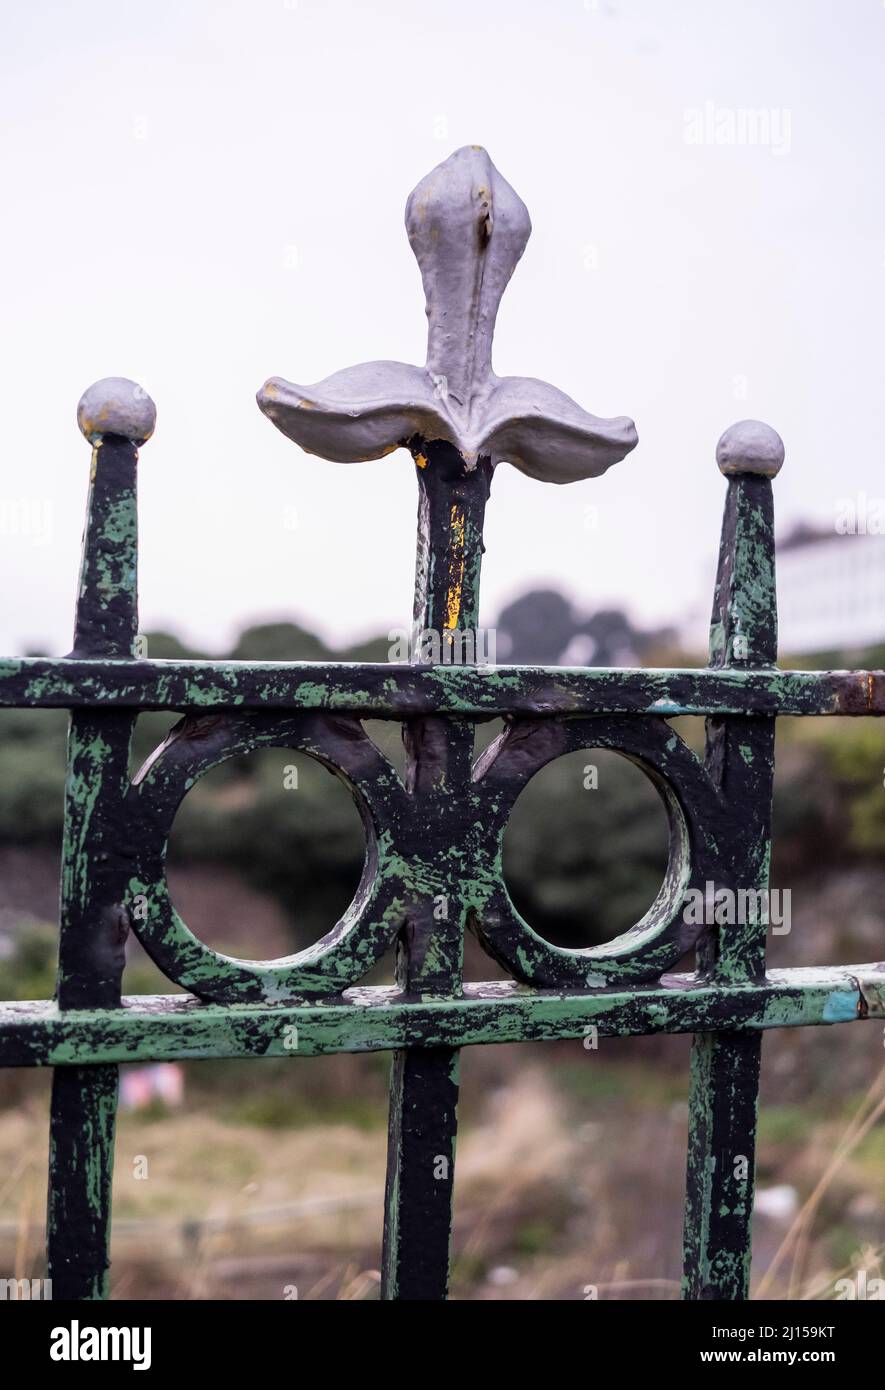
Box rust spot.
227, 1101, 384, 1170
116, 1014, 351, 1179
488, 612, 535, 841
854, 976, 869, 1020
855, 972, 885, 1020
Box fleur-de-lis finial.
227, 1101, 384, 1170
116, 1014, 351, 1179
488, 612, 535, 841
257, 146, 637, 484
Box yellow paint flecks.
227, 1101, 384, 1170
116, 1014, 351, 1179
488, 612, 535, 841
444, 503, 466, 630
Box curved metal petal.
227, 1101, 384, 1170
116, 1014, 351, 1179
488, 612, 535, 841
257, 362, 449, 463
259, 148, 638, 482
476, 375, 638, 484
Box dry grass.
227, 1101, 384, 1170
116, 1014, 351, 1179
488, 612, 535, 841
0, 1046, 882, 1299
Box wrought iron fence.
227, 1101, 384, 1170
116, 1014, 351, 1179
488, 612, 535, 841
1, 146, 883, 1301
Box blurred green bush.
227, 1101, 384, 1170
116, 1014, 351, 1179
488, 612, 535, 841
0, 609, 882, 957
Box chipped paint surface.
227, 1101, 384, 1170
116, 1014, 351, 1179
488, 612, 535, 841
9, 161, 885, 1307
0, 657, 881, 716
8, 416, 885, 1307
1, 966, 881, 1066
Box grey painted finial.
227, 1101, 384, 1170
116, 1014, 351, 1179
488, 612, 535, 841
77, 377, 156, 446
258, 146, 637, 484
716, 420, 784, 478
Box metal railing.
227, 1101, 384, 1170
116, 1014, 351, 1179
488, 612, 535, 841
1, 146, 882, 1300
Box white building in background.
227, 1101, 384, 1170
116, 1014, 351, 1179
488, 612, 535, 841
777, 525, 885, 655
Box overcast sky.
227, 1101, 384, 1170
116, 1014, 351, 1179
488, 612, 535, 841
1, 0, 883, 655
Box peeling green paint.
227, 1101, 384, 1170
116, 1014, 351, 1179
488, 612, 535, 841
4, 386, 882, 1306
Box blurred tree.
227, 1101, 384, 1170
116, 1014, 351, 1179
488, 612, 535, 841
229, 621, 331, 663
495, 588, 676, 666
0, 606, 880, 957
503, 749, 670, 948
496, 589, 578, 664
139, 629, 208, 661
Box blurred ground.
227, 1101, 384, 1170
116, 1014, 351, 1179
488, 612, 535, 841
1, 993, 883, 1299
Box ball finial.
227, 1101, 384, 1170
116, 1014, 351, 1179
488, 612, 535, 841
77, 377, 156, 446
716, 419, 784, 478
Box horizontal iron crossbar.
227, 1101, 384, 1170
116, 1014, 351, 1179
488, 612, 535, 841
2, 966, 883, 1066
0, 658, 883, 716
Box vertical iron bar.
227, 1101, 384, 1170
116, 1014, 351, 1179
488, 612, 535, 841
48, 416, 146, 1299
682, 426, 782, 1300
683, 1029, 762, 1300
381, 438, 492, 1300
